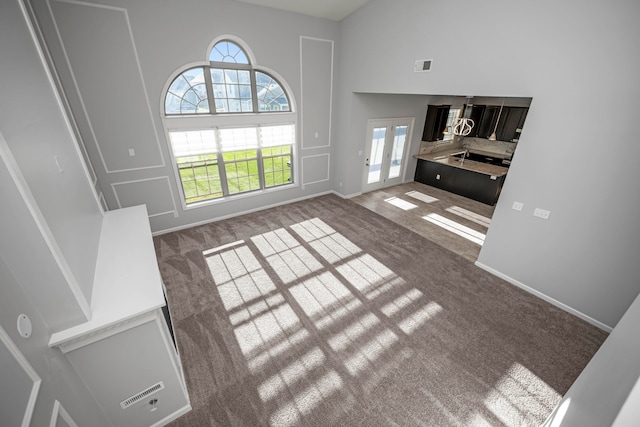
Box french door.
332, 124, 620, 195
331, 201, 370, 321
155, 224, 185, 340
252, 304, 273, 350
362, 118, 414, 193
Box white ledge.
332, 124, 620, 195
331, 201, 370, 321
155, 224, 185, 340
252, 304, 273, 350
49, 205, 165, 348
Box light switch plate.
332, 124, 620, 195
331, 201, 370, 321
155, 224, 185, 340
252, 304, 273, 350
533, 208, 551, 219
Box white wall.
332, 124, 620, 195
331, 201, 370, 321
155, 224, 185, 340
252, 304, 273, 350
543, 292, 640, 427
337, 93, 431, 193
0, 0, 110, 425
0, 232, 109, 427
31, 0, 340, 233
335, 0, 640, 329
0, 0, 103, 309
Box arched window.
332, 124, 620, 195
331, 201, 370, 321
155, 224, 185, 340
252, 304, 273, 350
162, 38, 295, 207
164, 40, 290, 116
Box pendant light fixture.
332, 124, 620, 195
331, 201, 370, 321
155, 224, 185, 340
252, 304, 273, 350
453, 97, 475, 136
488, 100, 504, 141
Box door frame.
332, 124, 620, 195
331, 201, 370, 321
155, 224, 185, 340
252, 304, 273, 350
361, 117, 415, 193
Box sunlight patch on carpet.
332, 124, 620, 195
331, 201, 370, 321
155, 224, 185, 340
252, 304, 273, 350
397, 302, 442, 335
336, 253, 406, 298
483, 362, 561, 426
343, 329, 399, 377
380, 288, 424, 317
290, 274, 363, 331
206, 244, 277, 311
258, 347, 326, 402
205, 217, 448, 426
269, 370, 344, 427
252, 229, 324, 284
328, 313, 381, 352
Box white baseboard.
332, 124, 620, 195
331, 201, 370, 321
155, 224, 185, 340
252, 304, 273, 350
153, 191, 336, 236
474, 261, 613, 333
151, 404, 192, 427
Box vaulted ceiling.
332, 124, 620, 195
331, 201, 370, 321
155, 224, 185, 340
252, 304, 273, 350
232, 0, 371, 21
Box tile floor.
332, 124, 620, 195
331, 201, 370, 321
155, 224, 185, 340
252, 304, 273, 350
350, 182, 496, 262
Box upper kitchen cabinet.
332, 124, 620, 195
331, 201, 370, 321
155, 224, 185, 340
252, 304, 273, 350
470, 105, 500, 139
465, 104, 528, 142
496, 107, 528, 142
422, 105, 451, 141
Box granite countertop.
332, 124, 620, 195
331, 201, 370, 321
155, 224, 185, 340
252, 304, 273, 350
415, 149, 509, 177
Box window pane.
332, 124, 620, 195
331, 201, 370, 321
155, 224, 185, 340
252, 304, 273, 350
211, 68, 224, 83
177, 158, 223, 204
209, 41, 249, 64
239, 85, 252, 99
224, 69, 238, 83
226, 84, 239, 98
225, 157, 259, 195
165, 67, 209, 115
213, 83, 226, 98
219, 127, 258, 151
260, 124, 295, 147
211, 68, 254, 114
263, 150, 291, 188
228, 99, 241, 113
255, 72, 290, 112
241, 99, 253, 112
168, 130, 217, 157
215, 99, 228, 113
238, 70, 251, 84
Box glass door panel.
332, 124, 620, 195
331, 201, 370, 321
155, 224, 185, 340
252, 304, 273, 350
388, 125, 407, 179
362, 118, 414, 193
367, 127, 387, 184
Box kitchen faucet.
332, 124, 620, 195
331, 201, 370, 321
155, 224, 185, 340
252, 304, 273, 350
459, 149, 469, 165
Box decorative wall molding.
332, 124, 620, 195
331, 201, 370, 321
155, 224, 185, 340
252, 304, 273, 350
49, 400, 79, 427
0, 325, 41, 427
301, 153, 330, 186
47, 0, 166, 174
300, 36, 333, 150
111, 176, 178, 218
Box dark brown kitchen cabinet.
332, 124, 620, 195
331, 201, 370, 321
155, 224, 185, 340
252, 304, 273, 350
466, 104, 528, 141
422, 105, 450, 141
471, 105, 501, 139
496, 107, 528, 142
414, 159, 505, 205
467, 105, 486, 137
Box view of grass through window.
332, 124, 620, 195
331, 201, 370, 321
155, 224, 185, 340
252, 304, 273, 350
176, 144, 292, 205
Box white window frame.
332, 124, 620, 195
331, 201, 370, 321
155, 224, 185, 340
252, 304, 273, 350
161, 36, 298, 210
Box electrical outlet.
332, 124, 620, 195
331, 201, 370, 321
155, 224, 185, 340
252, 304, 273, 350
533, 208, 551, 220
512, 202, 524, 211
128, 148, 136, 157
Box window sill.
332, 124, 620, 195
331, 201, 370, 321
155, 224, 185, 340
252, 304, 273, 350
181, 181, 298, 211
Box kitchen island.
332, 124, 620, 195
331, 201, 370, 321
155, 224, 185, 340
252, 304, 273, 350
414, 148, 509, 205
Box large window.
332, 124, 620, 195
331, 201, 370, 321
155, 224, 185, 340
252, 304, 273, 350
169, 125, 293, 204
163, 39, 295, 207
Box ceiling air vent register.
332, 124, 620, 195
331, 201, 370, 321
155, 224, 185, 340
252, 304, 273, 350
120, 381, 165, 409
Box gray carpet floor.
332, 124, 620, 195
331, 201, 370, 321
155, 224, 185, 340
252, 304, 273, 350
154, 194, 607, 426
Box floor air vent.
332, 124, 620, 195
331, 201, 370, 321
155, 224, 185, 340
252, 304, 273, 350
120, 382, 165, 409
